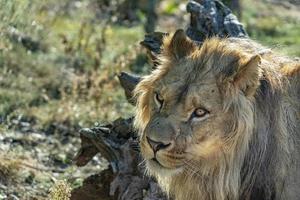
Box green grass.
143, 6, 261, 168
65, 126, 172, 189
0, 0, 146, 129
242, 0, 300, 56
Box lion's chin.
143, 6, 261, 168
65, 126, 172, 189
146, 159, 183, 178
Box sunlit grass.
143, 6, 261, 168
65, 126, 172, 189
242, 0, 300, 56
0, 0, 144, 129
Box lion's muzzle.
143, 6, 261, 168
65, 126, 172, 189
146, 136, 171, 153
141, 115, 185, 169
144, 115, 176, 152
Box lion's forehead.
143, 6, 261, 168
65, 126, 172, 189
157, 70, 218, 94
154, 77, 222, 114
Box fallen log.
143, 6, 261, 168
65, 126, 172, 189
71, 1, 248, 199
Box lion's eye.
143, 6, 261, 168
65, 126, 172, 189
191, 108, 209, 119
154, 92, 164, 109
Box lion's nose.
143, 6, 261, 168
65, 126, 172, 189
146, 137, 171, 153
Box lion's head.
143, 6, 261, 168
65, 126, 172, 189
134, 30, 298, 200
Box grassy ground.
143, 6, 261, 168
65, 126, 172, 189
0, 0, 299, 199
0, 0, 144, 129
241, 0, 300, 56
0, 0, 146, 199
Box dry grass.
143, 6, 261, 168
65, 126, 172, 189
0, 0, 147, 130
0, 154, 22, 185
48, 180, 71, 200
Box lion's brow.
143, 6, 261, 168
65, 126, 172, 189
171, 83, 190, 105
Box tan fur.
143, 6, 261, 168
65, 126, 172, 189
134, 31, 300, 200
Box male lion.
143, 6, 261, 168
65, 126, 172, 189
134, 30, 300, 200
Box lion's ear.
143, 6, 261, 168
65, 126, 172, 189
223, 55, 262, 97
163, 29, 196, 60
233, 55, 262, 96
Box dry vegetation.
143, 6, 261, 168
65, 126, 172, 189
49, 180, 71, 200
0, 0, 299, 199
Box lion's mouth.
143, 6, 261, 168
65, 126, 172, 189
147, 157, 184, 177
149, 157, 173, 170
149, 156, 183, 170
151, 157, 164, 167
141, 139, 185, 171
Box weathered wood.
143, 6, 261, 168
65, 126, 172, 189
72, 118, 167, 200
118, 73, 141, 105
72, 1, 248, 199
186, 0, 247, 41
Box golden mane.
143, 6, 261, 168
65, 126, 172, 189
134, 30, 300, 200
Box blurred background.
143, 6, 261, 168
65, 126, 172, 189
0, 0, 299, 199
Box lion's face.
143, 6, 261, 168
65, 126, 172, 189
139, 71, 232, 175
135, 30, 262, 178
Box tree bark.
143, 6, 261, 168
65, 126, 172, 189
71, 1, 248, 199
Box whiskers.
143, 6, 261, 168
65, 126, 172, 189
139, 159, 151, 178
138, 158, 147, 167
